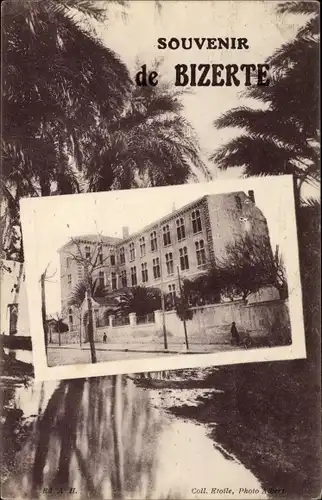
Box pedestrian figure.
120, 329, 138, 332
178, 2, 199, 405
103, 332, 107, 343
230, 322, 240, 346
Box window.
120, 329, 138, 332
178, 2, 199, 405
110, 254, 116, 266
120, 270, 127, 288
131, 266, 137, 286
165, 252, 174, 275
139, 237, 146, 257
192, 209, 202, 233
152, 257, 161, 279
195, 240, 206, 266
111, 272, 117, 290
66, 257, 71, 268
98, 250, 103, 265
141, 263, 148, 283
129, 242, 135, 261
120, 246, 125, 264
235, 195, 242, 210
98, 271, 105, 288
85, 245, 90, 260
68, 308, 73, 328
163, 224, 171, 246
67, 274, 72, 287
179, 246, 189, 271
168, 284, 176, 307
150, 231, 158, 252
176, 217, 186, 241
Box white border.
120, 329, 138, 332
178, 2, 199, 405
20, 176, 306, 382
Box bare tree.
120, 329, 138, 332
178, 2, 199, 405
64, 235, 111, 363
218, 234, 287, 301
49, 309, 68, 346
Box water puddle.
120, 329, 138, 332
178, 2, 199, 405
1, 376, 267, 499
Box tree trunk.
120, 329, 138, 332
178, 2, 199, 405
58, 321, 61, 347
41, 273, 48, 355
86, 288, 97, 363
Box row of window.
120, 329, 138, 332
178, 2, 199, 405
127, 241, 206, 286
67, 210, 203, 270
123, 209, 203, 262
66, 240, 207, 289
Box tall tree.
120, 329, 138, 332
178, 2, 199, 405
117, 286, 162, 317
2, 0, 131, 195
87, 71, 210, 191
211, 1, 320, 202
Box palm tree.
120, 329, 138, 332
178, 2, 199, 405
117, 286, 162, 317
87, 66, 210, 191
68, 277, 108, 309
68, 277, 119, 343
2, 0, 131, 196
211, 1, 320, 202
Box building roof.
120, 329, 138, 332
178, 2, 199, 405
58, 191, 256, 252
58, 234, 122, 252
119, 191, 250, 245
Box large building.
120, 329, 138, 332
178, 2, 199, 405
59, 191, 270, 330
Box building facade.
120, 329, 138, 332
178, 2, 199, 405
59, 191, 270, 330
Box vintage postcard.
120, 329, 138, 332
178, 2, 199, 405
1, 0, 320, 499
20, 176, 305, 381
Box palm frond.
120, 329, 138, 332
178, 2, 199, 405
276, 1, 319, 16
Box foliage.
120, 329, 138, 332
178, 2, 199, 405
182, 271, 222, 307
87, 71, 210, 191
183, 233, 288, 303
210, 2, 320, 200
117, 286, 161, 317
218, 234, 288, 300
50, 318, 69, 333
68, 277, 108, 308
174, 294, 194, 321
2, 0, 131, 193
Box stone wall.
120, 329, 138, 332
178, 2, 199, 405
49, 330, 81, 345
49, 299, 291, 346
160, 299, 291, 344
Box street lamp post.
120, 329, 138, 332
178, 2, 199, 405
158, 223, 168, 350
177, 266, 189, 350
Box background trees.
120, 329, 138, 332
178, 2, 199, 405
211, 2, 320, 203
117, 286, 162, 317
182, 234, 288, 304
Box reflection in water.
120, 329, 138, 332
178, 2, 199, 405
2, 376, 165, 499
2, 376, 266, 499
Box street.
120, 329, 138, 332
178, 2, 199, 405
47, 341, 243, 366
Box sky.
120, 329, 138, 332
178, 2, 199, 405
88, 0, 308, 181
20, 176, 299, 316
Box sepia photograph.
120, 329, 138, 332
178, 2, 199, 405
20, 177, 304, 380
1, 0, 320, 499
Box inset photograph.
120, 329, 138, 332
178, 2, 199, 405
20, 177, 305, 381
